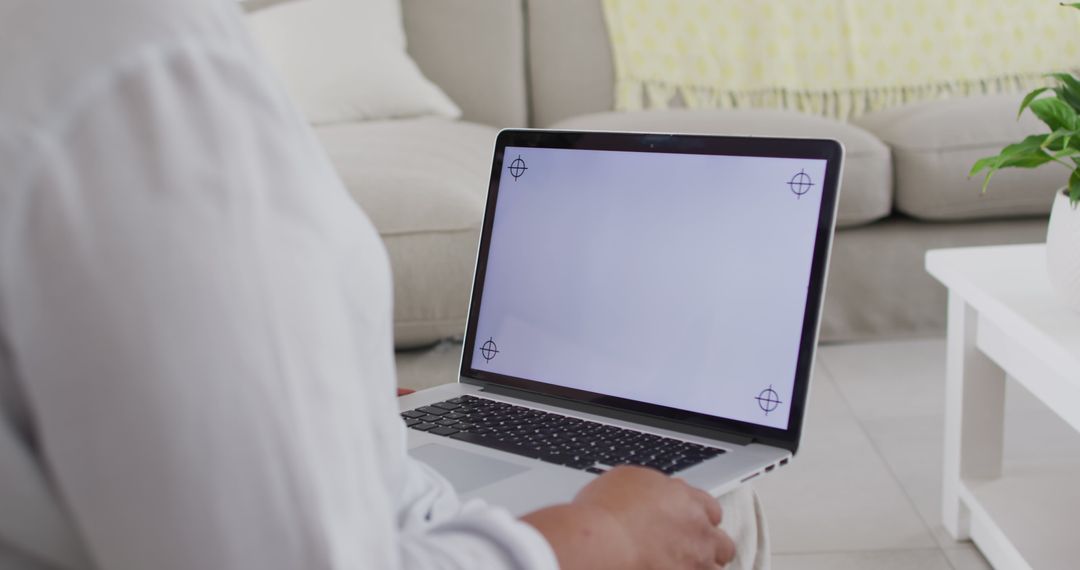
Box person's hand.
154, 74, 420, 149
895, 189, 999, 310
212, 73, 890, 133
522, 466, 735, 570
576, 466, 735, 569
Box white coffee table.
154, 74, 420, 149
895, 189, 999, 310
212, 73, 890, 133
926, 244, 1080, 570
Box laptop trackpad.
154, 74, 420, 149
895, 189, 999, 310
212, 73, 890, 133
411, 443, 529, 494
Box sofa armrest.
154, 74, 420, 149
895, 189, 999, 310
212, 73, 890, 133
402, 0, 528, 128
527, 0, 616, 127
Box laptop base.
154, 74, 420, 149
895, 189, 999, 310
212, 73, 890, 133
400, 383, 790, 515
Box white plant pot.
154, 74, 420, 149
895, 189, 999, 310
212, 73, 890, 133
1046, 188, 1080, 310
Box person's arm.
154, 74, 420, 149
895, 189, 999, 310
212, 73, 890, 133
2, 40, 556, 570
4, 43, 387, 569
393, 455, 558, 568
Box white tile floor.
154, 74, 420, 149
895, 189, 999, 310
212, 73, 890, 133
395, 338, 1080, 569
762, 339, 983, 569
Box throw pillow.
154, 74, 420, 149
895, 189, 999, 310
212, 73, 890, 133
246, 0, 461, 125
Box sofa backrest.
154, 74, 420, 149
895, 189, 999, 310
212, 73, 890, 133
402, 0, 617, 128
402, 0, 529, 128
526, 0, 616, 127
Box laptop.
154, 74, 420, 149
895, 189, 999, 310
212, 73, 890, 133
398, 129, 843, 514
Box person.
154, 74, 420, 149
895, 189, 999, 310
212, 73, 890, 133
0, 0, 768, 568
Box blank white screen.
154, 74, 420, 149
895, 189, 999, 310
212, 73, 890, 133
471, 146, 827, 429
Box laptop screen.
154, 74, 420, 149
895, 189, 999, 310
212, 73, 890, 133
465, 133, 838, 436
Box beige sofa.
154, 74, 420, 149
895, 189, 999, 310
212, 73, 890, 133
325, 0, 1063, 349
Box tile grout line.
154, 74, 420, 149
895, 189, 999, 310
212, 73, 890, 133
815, 346, 962, 567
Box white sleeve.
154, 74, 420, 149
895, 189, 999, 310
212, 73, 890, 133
394, 456, 558, 569
1, 41, 556, 570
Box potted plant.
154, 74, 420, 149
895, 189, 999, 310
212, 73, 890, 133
971, 3, 1080, 309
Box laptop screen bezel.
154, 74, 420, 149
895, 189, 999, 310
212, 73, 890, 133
459, 129, 842, 453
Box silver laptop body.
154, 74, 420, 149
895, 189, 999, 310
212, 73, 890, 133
399, 130, 844, 515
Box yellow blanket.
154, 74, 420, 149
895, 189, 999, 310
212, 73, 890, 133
602, 0, 1080, 120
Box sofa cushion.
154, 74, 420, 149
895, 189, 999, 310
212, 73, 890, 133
551, 109, 892, 228
316, 118, 496, 348
854, 94, 1068, 221
403, 0, 528, 128
247, 0, 460, 125
821, 216, 1049, 342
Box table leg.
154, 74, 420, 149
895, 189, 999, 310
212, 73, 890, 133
943, 292, 1006, 540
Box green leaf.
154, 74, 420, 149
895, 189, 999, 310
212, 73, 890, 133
970, 134, 1054, 192
1047, 73, 1080, 96
1053, 86, 1080, 115
999, 134, 1050, 156
1028, 98, 1079, 131
1018, 87, 1051, 119
972, 153, 1002, 175
1050, 146, 1080, 161
996, 153, 1054, 169
1048, 73, 1080, 112
1041, 128, 1074, 151
1061, 2, 1080, 9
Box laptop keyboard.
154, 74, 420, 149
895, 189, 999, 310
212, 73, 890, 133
401, 395, 725, 475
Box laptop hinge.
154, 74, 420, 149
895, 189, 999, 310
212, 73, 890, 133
477, 383, 754, 447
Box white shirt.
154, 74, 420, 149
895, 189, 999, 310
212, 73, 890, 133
0, 0, 557, 568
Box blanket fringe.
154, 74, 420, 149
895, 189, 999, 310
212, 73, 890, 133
616, 72, 1072, 121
